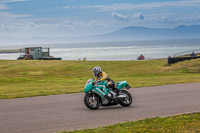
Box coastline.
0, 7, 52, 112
0, 49, 25, 54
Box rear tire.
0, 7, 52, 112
119, 90, 132, 107
84, 93, 100, 110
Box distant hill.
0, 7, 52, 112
94, 25, 200, 41
1, 25, 200, 45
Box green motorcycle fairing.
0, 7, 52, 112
116, 81, 128, 90
84, 79, 110, 98
84, 79, 94, 93
84, 79, 128, 98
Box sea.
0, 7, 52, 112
0, 39, 200, 61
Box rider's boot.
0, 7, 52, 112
112, 87, 120, 95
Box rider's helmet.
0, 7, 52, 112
92, 66, 101, 77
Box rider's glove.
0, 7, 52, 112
96, 80, 101, 83
92, 81, 96, 86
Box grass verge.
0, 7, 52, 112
59, 112, 200, 133
0, 58, 199, 99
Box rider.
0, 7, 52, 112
92, 66, 119, 94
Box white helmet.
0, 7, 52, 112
92, 66, 101, 77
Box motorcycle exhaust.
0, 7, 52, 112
125, 84, 131, 90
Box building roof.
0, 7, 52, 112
25, 47, 49, 49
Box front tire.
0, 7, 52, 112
119, 90, 132, 107
84, 93, 100, 110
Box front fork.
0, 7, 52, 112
92, 93, 95, 100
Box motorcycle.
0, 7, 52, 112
84, 79, 132, 110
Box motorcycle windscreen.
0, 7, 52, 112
84, 79, 94, 93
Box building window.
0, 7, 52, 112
30, 48, 34, 53
42, 48, 49, 52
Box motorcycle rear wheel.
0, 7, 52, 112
119, 90, 132, 107
84, 93, 100, 110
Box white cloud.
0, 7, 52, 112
0, 0, 29, 3
0, 0, 200, 39
130, 12, 200, 28
0, 0, 29, 11
1, 11, 200, 39
0, 0, 32, 22
82, 0, 200, 11
110, 12, 144, 21
63, 6, 70, 9
0, 0, 30, 10
110, 12, 127, 20
0, 16, 116, 38
0, 4, 7, 10
193, 11, 200, 20
109, 11, 200, 29
131, 12, 144, 20
0, 12, 31, 19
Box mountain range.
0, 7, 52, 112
1, 25, 200, 44
88, 25, 200, 41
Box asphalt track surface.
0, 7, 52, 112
0, 82, 200, 133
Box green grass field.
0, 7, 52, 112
59, 112, 200, 133
0, 58, 199, 99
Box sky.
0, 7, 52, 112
0, 0, 200, 39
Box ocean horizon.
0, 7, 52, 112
0, 39, 200, 61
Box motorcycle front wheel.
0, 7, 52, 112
84, 93, 100, 110
119, 90, 132, 107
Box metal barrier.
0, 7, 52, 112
168, 49, 200, 64
168, 56, 200, 64
174, 49, 200, 57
